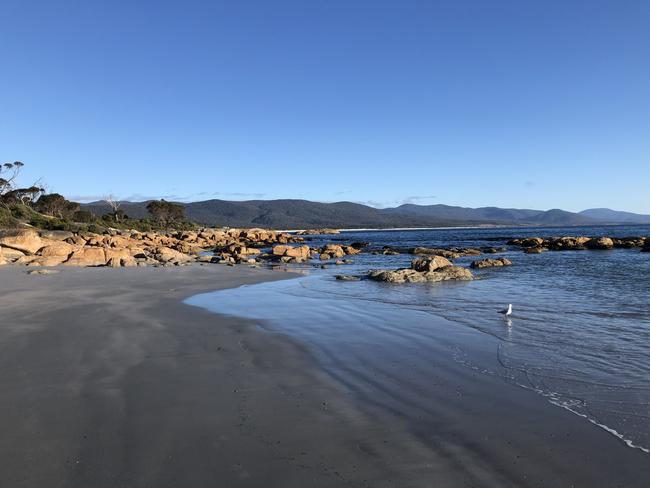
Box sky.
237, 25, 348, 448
1, 0, 649, 213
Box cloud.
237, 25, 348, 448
210, 191, 268, 199
65, 194, 108, 203
401, 195, 437, 205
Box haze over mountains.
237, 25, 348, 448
81, 199, 650, 229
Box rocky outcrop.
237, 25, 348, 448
471, 257, 512, 269
0, 226, 305, 268
509, 236, 647, 252
0, 229, 43, 254
585, 237, 614, 250
411, 255, 453, 272
368, 256, 472, 283
295, 229, 340, 235
410, 247, 483, 259
317, 244, 360, 261
272, 245, 310, 261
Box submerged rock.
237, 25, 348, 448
335, 274, 360, 281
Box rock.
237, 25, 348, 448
411, 255, 453, 272
0, 229, 43, 254
272, 245, 310, 260
350, 242, 369, 249
585, 237, 614, 250
27, 269, 60, 275
27, 256, 68, 267
153, 246, 193, 264
296, 228, 340, 235
368, 265, 472, 283
524, 247, 546, 254
519, 237, 544, 247
471, 257, 513, 269
335, 274, 360, 281
0, 248, 7, 266
64, 247, 107, 267
105, 248, 138, 267
411, 247, 462, 259
38, 241, 77, 258
39, 230, 74, 241
0, 246, 25, 261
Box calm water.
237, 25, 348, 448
189, 224, 650, 454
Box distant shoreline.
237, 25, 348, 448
283, 222, 648, 233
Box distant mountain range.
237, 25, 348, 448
81, 199, 650, 229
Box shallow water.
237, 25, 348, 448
188, 224, 650, 454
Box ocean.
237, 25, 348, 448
187, 224, 650, 455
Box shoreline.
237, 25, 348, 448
188, 274, 650, 486
2, 264, 649, 486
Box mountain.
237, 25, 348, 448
82, 199, 465, 229
579, 208, 650, 224
81, 199, 647, 229
381, 204, 598, 226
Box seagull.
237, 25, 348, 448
498, 304, 513, 317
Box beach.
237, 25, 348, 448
1, 264, 649, 487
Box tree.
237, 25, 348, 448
34, 193, 80, 219
0, 161, 23, 197
146, 199, 186, 225
1, 161, 45, 207
73, 210, 94, 223
104, 194, 123, 221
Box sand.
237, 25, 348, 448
1, 265, 648, 487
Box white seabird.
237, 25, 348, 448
498, 304, 513, 317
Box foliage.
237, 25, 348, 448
146, 199, 186, 225
34, 193, 80, 218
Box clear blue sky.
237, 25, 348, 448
1, 0, 649, 212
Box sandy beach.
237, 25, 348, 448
1, 265, 649, 487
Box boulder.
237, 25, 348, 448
38, 241, 77, 258
153, 246, 193, 264
272, 245, 310, 260
105, 248, 138, 267
0, 229, 43, 254
524, 247, 546, 254
26, 256, 68, 267
411, 247, 462, 259
585, 237, 614, 250
0, 246, 25, 261
39, 230, 74, 241
471, 257, 512, 269
0, 248, 7, 266
64, 248, 107, 267
411, 255, 453, 272
368, 266, 472, 283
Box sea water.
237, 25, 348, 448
187, 224, 650, 453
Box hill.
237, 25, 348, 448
77, 199, 650, 229
579, 208, 650, 224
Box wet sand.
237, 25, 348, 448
1, 265, 649, 487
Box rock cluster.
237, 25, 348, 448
0, 227, 302, 268
315, 244, 360, 261
368, 256, 473, 283
470, 257, 512, 269
295, 229, 340, 235
508, 236, 648, 252
411, 247, 485, 259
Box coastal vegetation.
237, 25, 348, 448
0, 161, 196, 233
